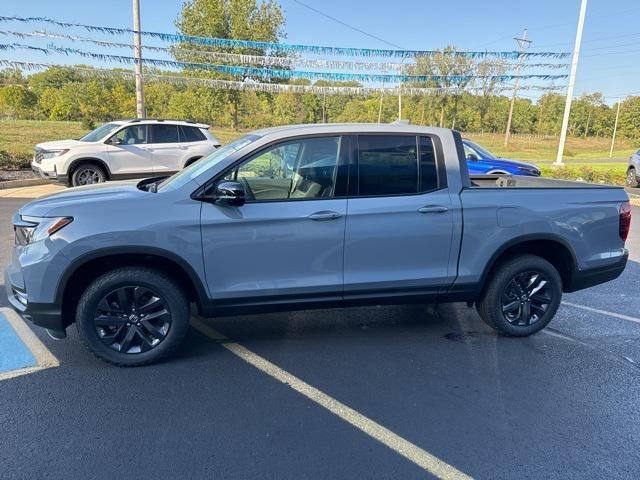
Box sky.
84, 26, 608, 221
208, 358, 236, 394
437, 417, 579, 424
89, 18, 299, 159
1, 0, 639, 103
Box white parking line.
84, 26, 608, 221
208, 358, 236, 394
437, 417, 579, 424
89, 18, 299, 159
191, 317, 472, 480
0, 308, 59, 381
562, 301, 640, 325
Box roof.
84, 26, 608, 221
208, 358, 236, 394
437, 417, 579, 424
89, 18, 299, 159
252, 122, 454, 140
111, 119, 210, 129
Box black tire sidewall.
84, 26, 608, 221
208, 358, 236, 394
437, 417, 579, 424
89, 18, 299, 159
478, 255, 562, 336
627, 168, 639, 188
71, 164, 106, 187
76, 267, 190, 366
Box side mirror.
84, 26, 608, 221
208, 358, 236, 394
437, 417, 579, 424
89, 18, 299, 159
108, 137, 123, 145
467, 153, 479, 161
214, 181, 245, 206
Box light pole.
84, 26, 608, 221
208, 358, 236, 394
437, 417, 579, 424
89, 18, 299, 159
504, 29, 531, 147
133, 0, 145, 118
554, 0, 588, 166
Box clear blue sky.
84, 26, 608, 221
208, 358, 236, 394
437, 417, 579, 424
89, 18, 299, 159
1, 0, 639, 103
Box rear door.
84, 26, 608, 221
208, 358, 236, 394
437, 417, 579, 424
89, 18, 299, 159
105, 125, 154, 176
200, 135, 348, 302
148, 124, 184, 174
343, 134, 455, 295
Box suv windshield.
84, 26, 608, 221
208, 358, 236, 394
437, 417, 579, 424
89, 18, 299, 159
465, 140, 498, 160
157, 134, 260, 192
79, 123, 121, 142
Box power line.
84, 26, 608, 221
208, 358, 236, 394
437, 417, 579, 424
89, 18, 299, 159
289, 0, 405, 49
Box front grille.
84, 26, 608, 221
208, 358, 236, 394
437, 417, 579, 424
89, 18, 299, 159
33, 148, 43, 164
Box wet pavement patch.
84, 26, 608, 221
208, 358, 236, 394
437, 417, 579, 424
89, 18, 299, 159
0, 312, 36, 373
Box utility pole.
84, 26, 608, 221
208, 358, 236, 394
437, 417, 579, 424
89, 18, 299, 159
504, 29, 531, 147
398, 88, 402, 120
554, 0, 588, 166
609, 101, 621, 158
132, 0, 145, 118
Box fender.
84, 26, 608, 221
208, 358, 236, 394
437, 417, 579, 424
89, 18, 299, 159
66, 157, 112, 178
54, 246, 210, 307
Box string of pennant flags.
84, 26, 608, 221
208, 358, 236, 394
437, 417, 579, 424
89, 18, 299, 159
0, 15, 571, 60
0, 61, 566, 96
0, 43, 570, 83
0, 30, 571, 72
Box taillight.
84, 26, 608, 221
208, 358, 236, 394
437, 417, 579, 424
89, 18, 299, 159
619, 201, 632, 241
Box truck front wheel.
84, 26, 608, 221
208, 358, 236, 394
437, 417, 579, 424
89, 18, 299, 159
477, 254, 562, 336
75, 267, 190, 366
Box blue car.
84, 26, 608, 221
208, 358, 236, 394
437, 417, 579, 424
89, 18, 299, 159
463, 139, 541, 176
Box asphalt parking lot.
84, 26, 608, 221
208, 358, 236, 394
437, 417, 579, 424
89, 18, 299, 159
0, 193, 639, 479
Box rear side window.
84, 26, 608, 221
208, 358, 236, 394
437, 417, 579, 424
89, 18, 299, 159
179, 126, 206, 142
357, 135, 418, 196
419, 136, 438, 192
151, 124, 180, 143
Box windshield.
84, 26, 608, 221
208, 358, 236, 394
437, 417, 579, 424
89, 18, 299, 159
465, 140, 498, 160
79, 123, 121, 142
157, 134, 260, 192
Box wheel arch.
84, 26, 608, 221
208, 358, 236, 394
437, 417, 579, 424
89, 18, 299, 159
57, 247, 209, 327
479, 234, 578, 294
183, 156, 203, 168
67, 157, 112, 180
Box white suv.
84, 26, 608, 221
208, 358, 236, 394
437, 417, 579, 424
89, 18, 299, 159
32, 119, 221, 186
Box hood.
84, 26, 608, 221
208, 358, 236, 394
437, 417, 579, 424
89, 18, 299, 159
35, 139, 87, 150
19, 180, 147, 217
493, 157, 540, 172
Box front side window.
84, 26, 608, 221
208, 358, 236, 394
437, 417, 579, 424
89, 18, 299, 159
227, 136, 341, 201
151, 124, 180, 143
80, 122, 120, 142
358, 135, 418, 196
111, 125, 147, 145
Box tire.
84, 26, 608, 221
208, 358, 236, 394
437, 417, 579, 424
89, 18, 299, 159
477, 254, 562, 337
71, 163, 107, 186
75, 267, 190, 366
627, 167, 639, 188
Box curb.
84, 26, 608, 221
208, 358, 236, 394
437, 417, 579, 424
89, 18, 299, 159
0, 178, 48, 190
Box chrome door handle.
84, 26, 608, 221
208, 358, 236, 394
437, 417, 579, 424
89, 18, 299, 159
418, 205, 448, 214
308, 211, 343, 221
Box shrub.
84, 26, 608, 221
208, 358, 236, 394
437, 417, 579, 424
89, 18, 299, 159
539, 165, 626, 186
81, 117, 96, 130
0, 150, 31, 170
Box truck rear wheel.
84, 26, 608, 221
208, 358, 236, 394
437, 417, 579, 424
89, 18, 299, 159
477, 254, 562, 336
75, 267, 190, 366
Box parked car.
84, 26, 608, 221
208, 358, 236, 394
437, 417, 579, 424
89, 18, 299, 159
31, 119, 221, 187
7, 124, 630, 365
627, 149, 640, 187
462, 139, 541, 176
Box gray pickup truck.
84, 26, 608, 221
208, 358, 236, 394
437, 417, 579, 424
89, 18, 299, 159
6, 124, 631, 365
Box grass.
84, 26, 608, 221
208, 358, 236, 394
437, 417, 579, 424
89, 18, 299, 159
0, 120, 633, 185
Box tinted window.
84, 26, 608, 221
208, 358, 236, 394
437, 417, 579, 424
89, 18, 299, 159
419, 136, 439, 192
358, 135, 418, 196
227, 136, 341, 201
179, 126, 206, 142
111, 125, 147, 145
151, 124, 179, 143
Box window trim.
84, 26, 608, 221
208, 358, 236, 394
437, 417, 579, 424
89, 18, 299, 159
193, 131, 447, 203
178, 125, 206, 143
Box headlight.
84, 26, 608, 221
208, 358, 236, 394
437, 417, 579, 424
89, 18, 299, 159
41, 149, 69, 159
14, 216, 73, 246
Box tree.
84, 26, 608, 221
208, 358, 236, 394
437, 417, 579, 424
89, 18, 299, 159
475, 59, 508, 133
176, 0, 286, 130
0, 85, 37, 119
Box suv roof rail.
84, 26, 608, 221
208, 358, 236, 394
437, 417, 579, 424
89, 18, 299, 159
126, 118, 204, 125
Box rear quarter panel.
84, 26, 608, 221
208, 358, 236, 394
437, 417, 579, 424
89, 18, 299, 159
457, 187, 628, 286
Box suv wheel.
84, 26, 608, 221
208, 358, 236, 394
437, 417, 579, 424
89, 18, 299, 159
71, 163, 107, 186
627, 167, 639, 188
76, 267, 190, 366
477, 254, 562, 336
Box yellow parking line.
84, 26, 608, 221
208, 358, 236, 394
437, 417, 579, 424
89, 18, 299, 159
0, 308, 59, 381
562, 301, 640, 325
191, 317, 472, 480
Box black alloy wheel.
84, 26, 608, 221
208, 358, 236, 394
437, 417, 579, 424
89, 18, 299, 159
94, 286, 172, 354
500, 271, 552, 326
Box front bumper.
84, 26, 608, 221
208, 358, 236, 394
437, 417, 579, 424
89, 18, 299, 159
31, 163, 67, 184
5, 271, 65, 337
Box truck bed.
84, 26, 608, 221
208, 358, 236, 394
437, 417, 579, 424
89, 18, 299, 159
470, 174, 618, 189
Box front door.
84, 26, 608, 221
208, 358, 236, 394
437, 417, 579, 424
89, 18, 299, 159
105, 125, 154, 176
344, 134, 455, 295
201, 135, 347, 302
